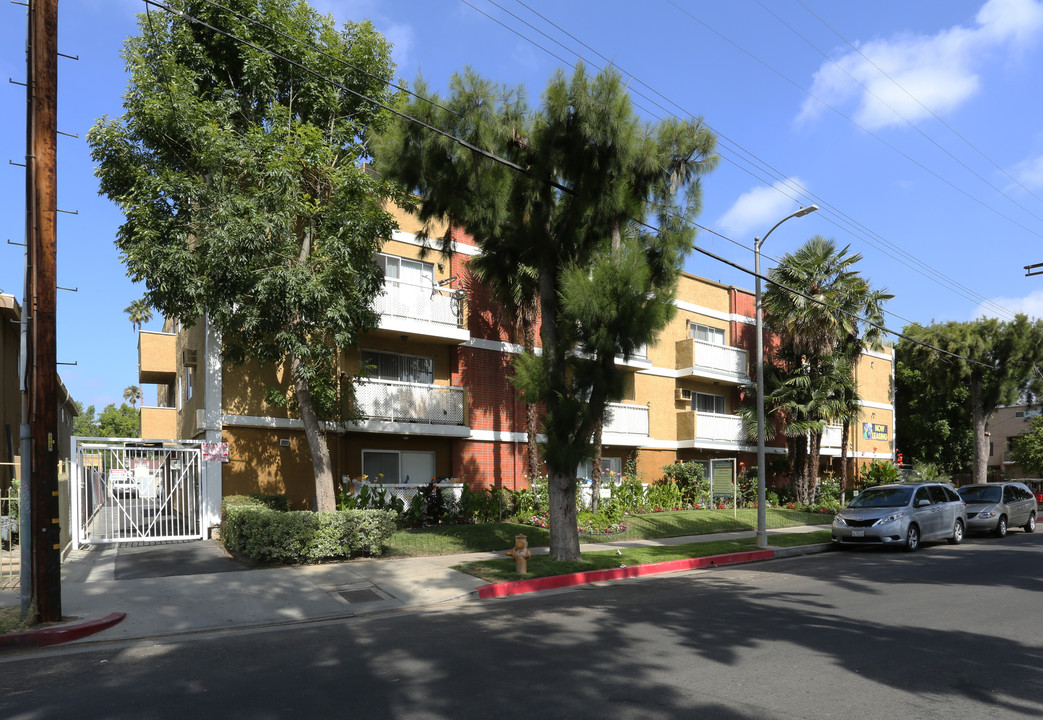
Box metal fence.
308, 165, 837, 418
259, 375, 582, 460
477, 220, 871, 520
73, 440, 205, 547
0, 486, 20, 590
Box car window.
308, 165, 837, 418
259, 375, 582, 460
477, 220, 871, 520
943, 486, 960, 502
914, 487, 932, 505
1003, 486, 1017, 503
959, 486, 1001, 503
1017, 485, 1033, 501
849, 487, 912, 508
927, 486, 949, 504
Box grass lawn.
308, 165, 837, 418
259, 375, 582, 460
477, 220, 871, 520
452, 530, 833, 582
386, 507, 833, 557
0, 605, 33, 635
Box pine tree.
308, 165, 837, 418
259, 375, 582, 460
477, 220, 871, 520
374, 65, 717, 560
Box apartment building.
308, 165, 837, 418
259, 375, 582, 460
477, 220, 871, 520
137, 214, 896, 508
986, 404, 1040, 480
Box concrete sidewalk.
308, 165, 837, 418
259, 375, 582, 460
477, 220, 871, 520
0, 526, 832, 648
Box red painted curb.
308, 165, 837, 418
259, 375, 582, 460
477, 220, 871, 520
0, 612, 127, 650
477, 549, 775, 599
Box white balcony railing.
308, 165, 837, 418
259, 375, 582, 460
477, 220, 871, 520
604, 403, 649, 437
821, 424, 843, 450
692, 339, 748, 377
355, 379, 466, 426
373, 278, 463, 329
696, 411, 746, 443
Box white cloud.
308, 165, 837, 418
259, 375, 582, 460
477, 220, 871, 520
797, 0, 1043, 130
713, 178, 812, 238
1013, 153, 1043, 190
973, 288, 1043, 319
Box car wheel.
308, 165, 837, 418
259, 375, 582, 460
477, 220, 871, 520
1025, 512, 1036, 534
995, 516, 1008, 538
947, 518, 965, 545
904, 524, 920, 552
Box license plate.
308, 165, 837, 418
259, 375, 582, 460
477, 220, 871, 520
852, 530, 865, 537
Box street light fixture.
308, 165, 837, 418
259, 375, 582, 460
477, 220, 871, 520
754, 205, 818, 549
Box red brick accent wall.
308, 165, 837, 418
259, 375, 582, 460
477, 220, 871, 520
452, 440, 531, 489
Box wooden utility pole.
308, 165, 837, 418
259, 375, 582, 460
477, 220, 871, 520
27, 0, 61, 623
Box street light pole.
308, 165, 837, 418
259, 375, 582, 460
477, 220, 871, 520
754, 205, 818, 548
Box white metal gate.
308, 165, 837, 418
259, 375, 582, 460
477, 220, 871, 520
72, 438, 205, 547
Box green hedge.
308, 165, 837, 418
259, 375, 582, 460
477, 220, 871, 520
222, 496, 397, 564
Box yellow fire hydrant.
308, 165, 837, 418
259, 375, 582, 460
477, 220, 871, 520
506, 534, 531, 574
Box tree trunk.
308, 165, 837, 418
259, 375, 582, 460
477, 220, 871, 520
840, 419, 850, 503
522, 299, 540, 484
808, 431, 822, 504
293, 355, 336, 511
590, 418, 603, 514
547, 468, 581, 560
970, 373, 989, 484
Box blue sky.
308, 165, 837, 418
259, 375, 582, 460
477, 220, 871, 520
2, 0, 1043, 412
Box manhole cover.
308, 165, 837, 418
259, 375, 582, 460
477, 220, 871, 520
340, 589, 383, 604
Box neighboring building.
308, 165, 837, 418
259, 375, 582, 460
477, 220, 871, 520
1, 293, 78, 551
137, 213, 896, 508
987, 404, 1041, 480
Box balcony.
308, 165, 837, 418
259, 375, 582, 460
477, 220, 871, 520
675, 338, 749, 384
354, 379, 470, 437
677, 411, 747, 445
821, 424, 843, 451
373, 278, 469, 344
602, 402, 649, 446
615, 343, 651, 370
138, 331, 177, 384
140, 406, 177, 440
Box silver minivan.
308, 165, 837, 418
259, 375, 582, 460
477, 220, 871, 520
832, 482, 967, 551
957, 482, 1038, 537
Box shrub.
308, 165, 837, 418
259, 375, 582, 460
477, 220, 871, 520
860, 459, 901, 487
646, 480, 682, 510
222, 500, 397, 564
611, 475, 647, 511
662, 461, 709, 506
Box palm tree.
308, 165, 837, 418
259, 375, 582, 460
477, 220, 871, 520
123, 385, 142, 410
762, 236, 892, 503
124, 298, 153, 333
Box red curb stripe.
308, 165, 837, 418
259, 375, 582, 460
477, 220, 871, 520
477, 549, 775, 599
0, 612, 127, 650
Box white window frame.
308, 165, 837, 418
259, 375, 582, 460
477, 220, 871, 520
577, 456, 622, 480
361, 349, 435, 385
688, 321, 725, 345
361, 449, 436, 485
693, 392, 726, 414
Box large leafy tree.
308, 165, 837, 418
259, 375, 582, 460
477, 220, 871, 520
98, 403, 141, 439
894, 341, 973, 474
88, 1, 402, 510
73, 402, 100, 437
901, 316, 1043, 483
1010, 415, 1043, 477
373, 66, 717, 560
762, 236, 891, 503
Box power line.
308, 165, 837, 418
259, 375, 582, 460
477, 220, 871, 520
794, 0, 1043, 210
139, 0, 988, 368
503, 0, 1018, 320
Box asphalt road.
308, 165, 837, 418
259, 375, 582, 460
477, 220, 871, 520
3, 532, 1042, 719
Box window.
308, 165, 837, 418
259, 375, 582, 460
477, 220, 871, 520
914, 487, 931, 505
362, 450, 399, 484
377, 254, 434, 289
694, 392, 726, 414
689, 322, 725, 345
185, 365, 194, 401
577, 456, 622, 480
361, 350, 434, 384
362, 450, 435, 485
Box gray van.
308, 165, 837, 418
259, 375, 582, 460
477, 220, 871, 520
957, 482, 1037, 537
832, 482, 967, 551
